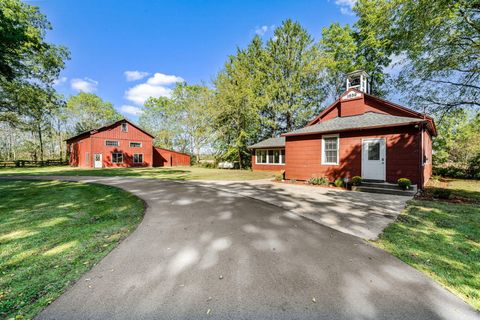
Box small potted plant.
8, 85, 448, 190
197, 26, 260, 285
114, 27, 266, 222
397, 178, 412, 190
351, 176, 362, 186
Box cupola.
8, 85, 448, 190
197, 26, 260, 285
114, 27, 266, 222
346, 70, 370, 93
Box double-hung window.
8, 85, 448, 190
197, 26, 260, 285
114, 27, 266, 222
112, 152, 123, 163
322, 134, 339, 165
133, 153, 143, 164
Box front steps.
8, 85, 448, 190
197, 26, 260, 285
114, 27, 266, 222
351, 181, 417, 196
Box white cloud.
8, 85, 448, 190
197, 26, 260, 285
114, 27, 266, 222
384, 53, 408, 75
70, 77, 98, 93
124, 70, 150, 81
335, 0, 357, 15
146, 73, 184, 85
255, 25, 268, 36
124, 72, 183, 105
120, 105, 144, 116
335, 0, 356, 8
254, 25, 275, 36
53, 76, 67, 86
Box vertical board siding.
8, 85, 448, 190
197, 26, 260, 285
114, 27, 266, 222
153, 148, 191, 167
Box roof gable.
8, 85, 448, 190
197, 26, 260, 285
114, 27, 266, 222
66, 119, 154, 142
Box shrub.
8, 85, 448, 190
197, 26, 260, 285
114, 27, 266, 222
431, 188, 452, 200
397, 178, 412, 190
334, 178, 344, 188
351, 176, 362, 186
274, 170, 285, 181
308, 176, 329, 185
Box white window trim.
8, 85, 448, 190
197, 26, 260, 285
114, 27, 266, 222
105, 140, 120, 147
133, 153, 144, 164
129, 141, 142, 148
255, 148, 285, 165
321, 134, 340, 165
112, 152, 123, 164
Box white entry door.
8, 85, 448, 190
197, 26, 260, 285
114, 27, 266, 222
94, 153, 102, 168
362, 139, 386, 181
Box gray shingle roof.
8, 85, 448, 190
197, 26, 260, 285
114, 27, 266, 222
284, 112, 425, 136
248, 137, 285, 149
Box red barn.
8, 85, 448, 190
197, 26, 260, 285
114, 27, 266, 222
66, 119, 190, 168
249, 71, 436, 187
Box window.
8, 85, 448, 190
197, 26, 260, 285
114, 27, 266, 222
121, 123, 128, 132
105, 140, 119, 147
256, 149, 285, 165
368, 142, 380, 160
322, 135, 339, 165
112, 152, 123, 163
130, 142, 142, 148
133, 153, 143, 163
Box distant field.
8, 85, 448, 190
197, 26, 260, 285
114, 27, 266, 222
0, 166, 277, 181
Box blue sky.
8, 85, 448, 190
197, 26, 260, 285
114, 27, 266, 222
30, 0, 358, 120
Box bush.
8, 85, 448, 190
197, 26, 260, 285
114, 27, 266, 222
334, 178, 344, 188
467, 154, 480, 179
433, 165, 467, 179
397, 178, 412, 190
274, 170, 285, 181
351, 176, 362, 186
308, 176, 329, 185
431, 187, 452, 200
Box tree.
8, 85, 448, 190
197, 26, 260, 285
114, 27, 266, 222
264, 20, 326, 133
65, 93, 122, 134
320, 23, 362, 98
0, 0, 69, 118
213, 45, 263, 168
140, 83, 215, 161
354, 0, 480, 113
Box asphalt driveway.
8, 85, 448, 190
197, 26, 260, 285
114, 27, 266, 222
3, 176, 475, 320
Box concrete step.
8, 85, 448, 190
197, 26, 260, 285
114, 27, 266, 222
352, 185, 417, 196
361, 181, 418, 192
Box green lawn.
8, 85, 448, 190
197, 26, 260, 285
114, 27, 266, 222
0, 180, 144, 319
374, 178, 480, 310
0, 166, 276, 181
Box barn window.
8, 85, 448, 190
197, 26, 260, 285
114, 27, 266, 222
130, 142, 142, 148
105, 140, 119, 147
133, 153, 143, 163
322, 134, 339, 165
112, 152, 123, 163
121, 123, 128, 132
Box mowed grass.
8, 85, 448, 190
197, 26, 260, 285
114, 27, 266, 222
0, 166, 276, 181
375, 178, 480, 310
0, 180, 144, 319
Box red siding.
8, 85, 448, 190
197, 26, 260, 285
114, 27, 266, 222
153, 148, 191, 167
251, 157, 285, 171
68, 121, 153, 168
285, 126, 423, 185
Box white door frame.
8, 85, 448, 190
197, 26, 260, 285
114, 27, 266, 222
94, 153, 102, 168
361, 138, 386, 181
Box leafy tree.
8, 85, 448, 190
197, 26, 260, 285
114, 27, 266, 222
140, 83, 215, 161
354, 0, 480, 113
264, 20, 326, 133
65, 93, 122, 134
320, 23, 362, 98
213, 44, 263, 168
0, 0, 69, 118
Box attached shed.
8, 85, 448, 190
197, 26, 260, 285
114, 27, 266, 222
153, 147, 191, 167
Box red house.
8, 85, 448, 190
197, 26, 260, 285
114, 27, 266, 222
66, 119, 190, 168
249, 71, 436, 187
